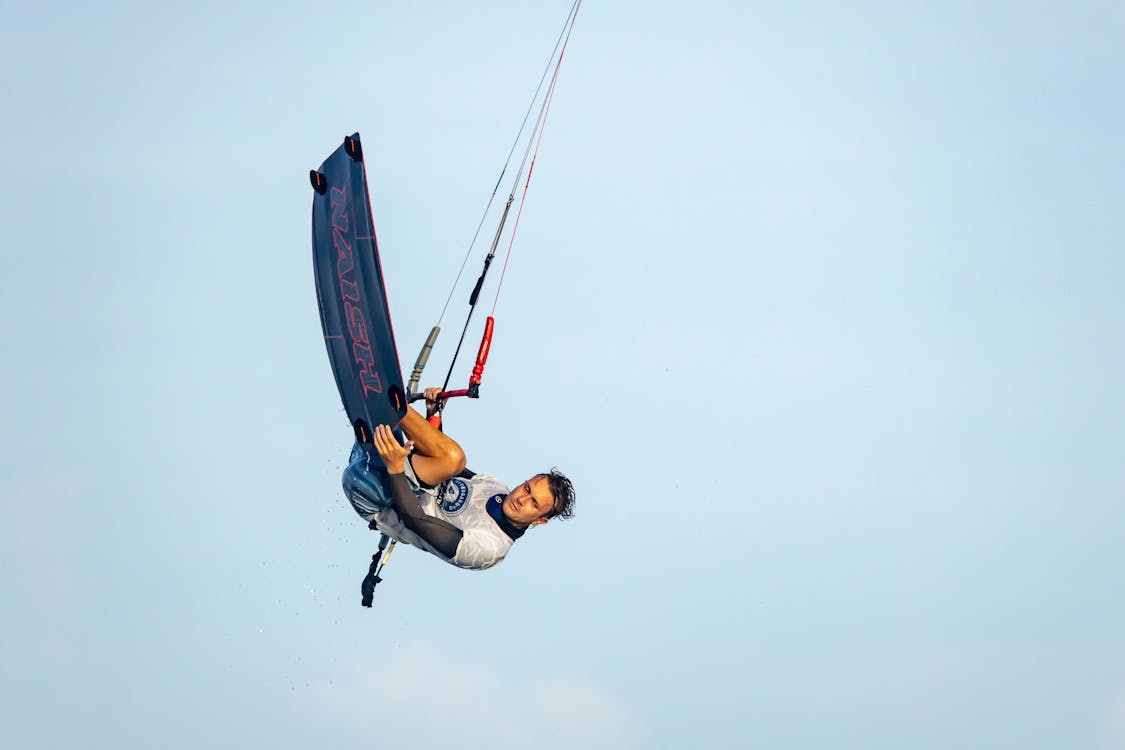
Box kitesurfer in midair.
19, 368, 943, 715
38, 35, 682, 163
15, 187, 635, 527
342, 388, 575, 570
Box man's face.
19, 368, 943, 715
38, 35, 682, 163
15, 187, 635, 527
502, 475, 555, 527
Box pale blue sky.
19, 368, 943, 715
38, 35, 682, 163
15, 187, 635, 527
2, 1, 1124, 748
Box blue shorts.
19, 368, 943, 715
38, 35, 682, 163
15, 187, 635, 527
341, 442, 424, 520
341, 443, 391, 519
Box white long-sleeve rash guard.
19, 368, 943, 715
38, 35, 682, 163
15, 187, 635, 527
373, 461, 524, 570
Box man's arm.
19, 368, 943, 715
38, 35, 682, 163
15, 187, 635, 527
374, 424, 463, 559
386, 472, 461, 558
398, 388, 467, 487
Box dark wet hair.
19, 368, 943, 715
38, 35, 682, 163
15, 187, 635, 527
543, 468, 576, 520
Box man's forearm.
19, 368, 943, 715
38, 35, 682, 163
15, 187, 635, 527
387, 471, 462, 559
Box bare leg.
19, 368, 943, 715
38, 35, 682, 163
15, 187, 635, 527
397, 407, 466, 486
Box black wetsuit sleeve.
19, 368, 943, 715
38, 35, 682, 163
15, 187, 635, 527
388, 472, 463, 559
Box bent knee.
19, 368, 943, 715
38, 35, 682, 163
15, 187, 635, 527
446, 443, 467, 475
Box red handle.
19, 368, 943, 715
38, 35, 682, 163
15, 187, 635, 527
470, 316, 495, 386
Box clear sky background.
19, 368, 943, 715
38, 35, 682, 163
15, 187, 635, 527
2, 1, 1124, 748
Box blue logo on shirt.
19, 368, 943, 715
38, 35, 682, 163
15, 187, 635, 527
440, 479, 471, 515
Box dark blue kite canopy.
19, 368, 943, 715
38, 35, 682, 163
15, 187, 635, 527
310, 134, 406, 445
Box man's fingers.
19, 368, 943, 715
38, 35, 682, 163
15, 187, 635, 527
374, 424, 394, 452
373, 425, 411, 456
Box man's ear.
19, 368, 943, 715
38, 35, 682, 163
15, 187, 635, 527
530, 517, 550, 527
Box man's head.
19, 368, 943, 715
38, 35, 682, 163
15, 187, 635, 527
501, 469, 576, 528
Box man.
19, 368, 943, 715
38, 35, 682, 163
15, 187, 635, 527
341, 389, 576, 570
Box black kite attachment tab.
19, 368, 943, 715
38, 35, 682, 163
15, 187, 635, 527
352, 419, 372, 446
309, 170, 327, 195
388, 385, 406, 412
345, 133, 363, 162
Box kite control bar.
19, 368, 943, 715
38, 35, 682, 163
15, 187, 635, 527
406, 316, 495, 428
408, 389, 463, 429
408, 389, 470, 404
